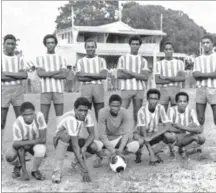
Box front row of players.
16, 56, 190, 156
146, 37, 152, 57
5, 89, 205, 183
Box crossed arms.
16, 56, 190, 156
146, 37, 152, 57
37, 67, 67, 79
117, 69, 149, 81
76, 70, 107, 82
1, 70, 28, 81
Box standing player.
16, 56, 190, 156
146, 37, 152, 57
2, 34, 28, 145
76, 39, 108, 121
36, 34, 67, 124
155, 41, 185, 112
167, 92, 205, 158
193, 34, 216, 126
117, 35, 149, 127
5, 102, 47, 181
52, 97, 98, 183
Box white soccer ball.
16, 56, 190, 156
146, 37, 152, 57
109, 155, 127, 173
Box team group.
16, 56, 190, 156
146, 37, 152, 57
1, 33, 216, 183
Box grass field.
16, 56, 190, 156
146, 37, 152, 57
2, 89, 216, 192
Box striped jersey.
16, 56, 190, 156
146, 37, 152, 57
155, 59, 185, 87
55, 110, 94, 137
168, 106, 200, 129
36, 54, 67, 93
76, 56, 107, 84
117, 53, 149, 90
193, 53, 216, 88
137, 103, 170, 133
1, 54, 31, 86
13, 112, 47, 141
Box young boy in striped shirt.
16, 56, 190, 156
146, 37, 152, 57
52, 97, 99, 183
1, 34, 29, 147
117, 35, 149, 127
167, 92, 205, 158
76, 39, 108, 121
133, 89, 174, 165
155, 41, 185, 112
36, 34, 67, 124
5, 102, 47, 181
193, 34, 216, 126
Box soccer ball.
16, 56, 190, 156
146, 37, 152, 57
109, 155, 127, 173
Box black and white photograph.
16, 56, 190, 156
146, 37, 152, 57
1, 0, 216, 192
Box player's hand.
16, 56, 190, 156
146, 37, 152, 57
159, 74, 167, 80
144, 136, 151, 143
81, 170, 92, 183
188, 122, 197, 127
172, 123, 181, 129
81, 146, 87, 156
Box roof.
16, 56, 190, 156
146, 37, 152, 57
57, 21, 166, 36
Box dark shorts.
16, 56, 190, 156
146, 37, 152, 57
41, 92, 64, 105
160, 86, 180, 105
1, 84, 24, 108
196, 87, 216, 105
121, 90, 144, 100
53, 130, 95, 154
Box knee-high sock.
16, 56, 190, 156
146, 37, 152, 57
32, 157, 44, 171
7, 156, 21, 166
56, 116, 61, 125
54, 140, 68, 173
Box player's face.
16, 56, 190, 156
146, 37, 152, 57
4, 39, 16, 55
201, 38, 213, 53
109, 101, 121, 116
148, 94, 159, 110
130, 40, 141, 54
75, 105, 89, 121
22, 109, 36, 125
177, 95, 188, 113
164, 44, 173, 58
85, 42, 96, 56
45, 38, 56, 53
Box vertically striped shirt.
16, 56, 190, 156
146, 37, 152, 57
155, 59, 185, 87
36, 54, 67, 93
76, 56, 107, 84
13, 112, 47, 141
55, 110, 94, 137
1, 54, 31, 86
117, 53, 149, 90
193, 53, 216, 88
168, 106, 200, 129
137, 104, 170, 133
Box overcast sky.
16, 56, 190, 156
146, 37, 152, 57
2, 1, 216, 59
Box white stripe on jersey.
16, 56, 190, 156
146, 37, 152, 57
193, 53, 216, 88
36, 54, 67, 93
117, 53, 149, 90
76, 56, 107, 84
155, 59, 185, 87
56, 110, 94, 137
2, 54, 28, 86
137, 104, 170, 133
167, 106, 200, 127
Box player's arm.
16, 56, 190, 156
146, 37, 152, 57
154, 61, 172, 84
120, 69, 149, 81
84, 70, 107, 80
3, 69, 28, 80
116, 56, 132, 79
1, 72, 17, 81
164, 70, 186, 82
52, 68, 67, 79
193, 71, 216, 79
37, 67, 61, 78
172, 123, 202, 134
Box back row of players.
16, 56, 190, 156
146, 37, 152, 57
2, 34, 216, 183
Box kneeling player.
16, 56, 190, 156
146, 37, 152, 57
93, 94, 140, 168
167, 92, 205, 158
133, 89, 174, 165
52, 97, 99, 183
5, 102, 47, 181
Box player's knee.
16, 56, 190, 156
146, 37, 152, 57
198, 117, 205, 125
133, 133, 144, 146
93, 140, 103, 152
33, 144, 46, 157
126, 141, 140, 153
197, 134, 206, 145
89, 142, 99, 153
163, 132, 176, 144
5, 148, 18, 163
59, 132, 70, 144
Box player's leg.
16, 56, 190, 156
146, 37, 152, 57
81, 84, 93, 107
121, 90, 133, 109
1, 107, 9, 144
207, 87, 216, 125
170, 86, 180, 107
92, 84, 105, 122
53, 93, 64, 124
40, 93, 52, 123
160, 87, 169, 112
133, 90, 144, 126
196, 87, 207, 125
52, 130, 70, 183
211, 105, 216, 125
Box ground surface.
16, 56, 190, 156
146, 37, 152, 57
2, 89, 216, 192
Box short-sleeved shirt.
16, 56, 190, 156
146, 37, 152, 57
137, 104, 170, 133
76, 56, 107, 84
193, 53, 216, 88
36, 54, 67, 93
1, 54, 32, 86
55, 110, 94, 137
155, 59, 185, 87
13, 112, 47, 141
168, 106, 200, 127
117, 53, 149, 90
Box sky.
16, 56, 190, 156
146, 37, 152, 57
2, 1, 216, 59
